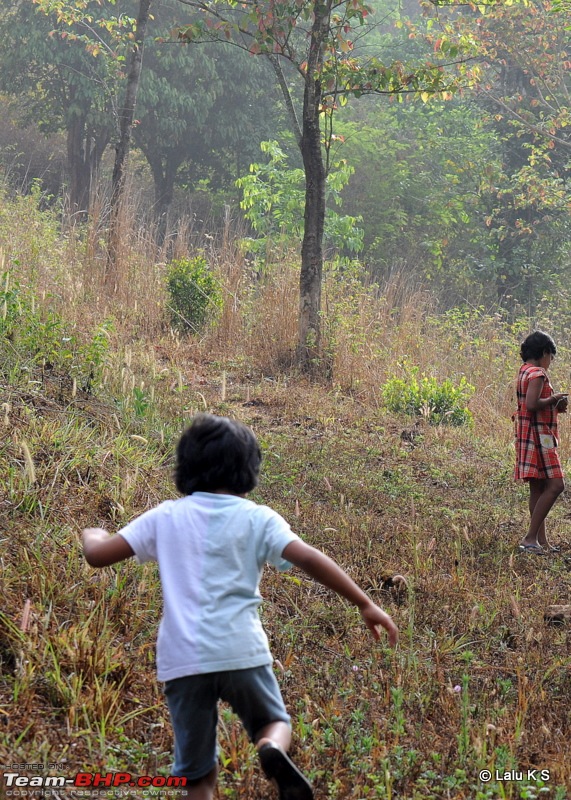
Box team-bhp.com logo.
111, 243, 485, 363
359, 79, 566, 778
2, 772, 187, 791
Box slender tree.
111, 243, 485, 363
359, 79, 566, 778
106, 0, 153, 285
176, 0, 468, 367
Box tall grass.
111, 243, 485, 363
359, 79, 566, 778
2, 187, 571, 798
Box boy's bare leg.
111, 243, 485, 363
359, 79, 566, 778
255, 721, 291, 752
521, 478, 564, 547
256, 722, 313, 799
179, 766, 217, 800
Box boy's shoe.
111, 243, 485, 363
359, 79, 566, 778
259, 742, 314, 800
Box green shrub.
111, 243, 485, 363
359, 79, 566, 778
166, 256, 222, 334
236, 140, 363, 258
382, 369, 474, 426
1, 268, 111, 389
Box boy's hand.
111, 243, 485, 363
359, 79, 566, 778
282, 541, 399, 647
360, 602, 398, 647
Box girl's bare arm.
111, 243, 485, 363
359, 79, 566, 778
526, 378, 567, 412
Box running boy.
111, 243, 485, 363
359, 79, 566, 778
82, 414, 398, 800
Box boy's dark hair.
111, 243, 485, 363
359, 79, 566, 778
520, 330, 557, 362
175, 414, 262, 495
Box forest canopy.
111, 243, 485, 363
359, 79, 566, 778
0, 0, 570, 317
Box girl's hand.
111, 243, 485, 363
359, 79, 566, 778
554, 394, 569, 413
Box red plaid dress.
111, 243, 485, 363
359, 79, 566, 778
514, 363, 563, 480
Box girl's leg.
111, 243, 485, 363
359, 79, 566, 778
528, 479, 546, 545
529, 479, 550, 546
222, 667, 292, 753
521, 478, 564, 547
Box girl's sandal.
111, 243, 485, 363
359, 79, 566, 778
518, 544, 546, 555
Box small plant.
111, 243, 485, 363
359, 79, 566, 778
166, 255, 222, 334
236, 140, 363, 257
0, 267, 21, 336
132, 386, 150, 418
1, 269, 111, 390
76, 320, 113, 385
389, 686, 406, 738
381, 368, 474, 426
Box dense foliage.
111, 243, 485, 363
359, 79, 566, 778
0, 0, 570, 312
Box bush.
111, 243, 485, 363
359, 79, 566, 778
166, 255, 222, 334
1, 267, 111, 390
382, 370, 474, 426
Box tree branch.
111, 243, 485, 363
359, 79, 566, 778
268, 54, 303, 146
484, 90, 571, 150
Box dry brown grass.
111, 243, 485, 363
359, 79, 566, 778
2, 195, 571, 799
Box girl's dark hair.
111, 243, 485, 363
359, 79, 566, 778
520, 330, 557, 362
175, 414, 262, 495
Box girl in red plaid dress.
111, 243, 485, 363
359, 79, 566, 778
515, 331, 568, 553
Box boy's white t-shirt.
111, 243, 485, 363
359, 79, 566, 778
118, 492, 299, 682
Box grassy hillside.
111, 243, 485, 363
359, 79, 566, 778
2, 191, 571, 799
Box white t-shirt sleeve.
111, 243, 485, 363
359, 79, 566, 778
118, 503, 166, 563
260, 507, 300, 571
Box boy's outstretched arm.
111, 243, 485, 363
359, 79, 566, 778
282, 540, 398, 647
82, 528, 135, 567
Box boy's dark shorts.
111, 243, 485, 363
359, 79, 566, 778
164, 664, 291, 780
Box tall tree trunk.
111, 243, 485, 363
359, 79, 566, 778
89, 131, 111, 196
146, 152, 181, 247
106, 0, 153, 288
299, 106, 326, 367
297, 1, 329, 369
67, 114, 89, 218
